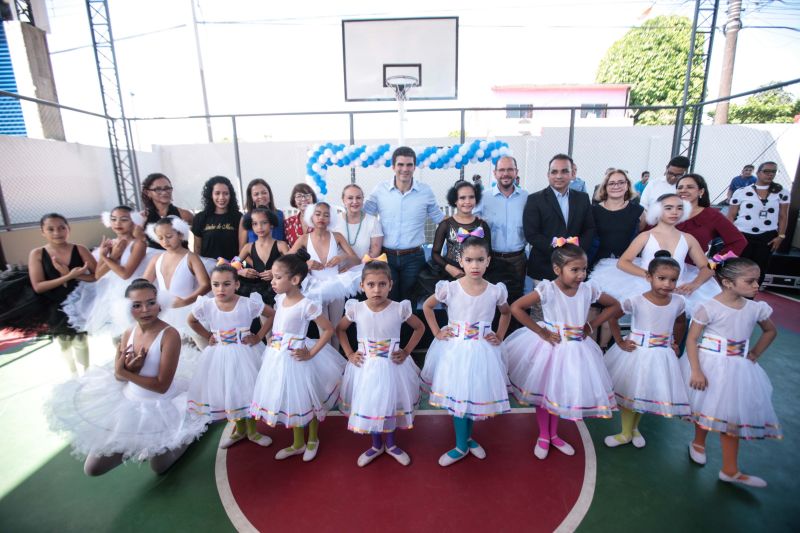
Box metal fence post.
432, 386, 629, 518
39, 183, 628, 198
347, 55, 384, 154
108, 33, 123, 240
349, 112, 356, 183
459, 109, 466, 180
567, 108, 576, 157
231, 116, 244, 201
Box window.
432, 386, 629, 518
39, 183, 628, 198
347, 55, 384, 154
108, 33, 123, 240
580, 104, 608, 119
506, 104, 533, 119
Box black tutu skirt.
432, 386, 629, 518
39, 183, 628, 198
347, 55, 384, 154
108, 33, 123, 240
0, 266, 80, 337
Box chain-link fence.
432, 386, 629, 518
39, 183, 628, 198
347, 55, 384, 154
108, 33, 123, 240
2, 82, 798, 234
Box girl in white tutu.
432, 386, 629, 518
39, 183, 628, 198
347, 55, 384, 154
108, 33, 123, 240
589, 193, 719, 314
46, 279, 207, 476
186, 264, 275, 449
421, 237, 511, 467
336, 260, 425, 467
288, 202, 360, 348
63, 206, 157, 340
682, 256, 781, 488
504, 242, 621, 460
142, 216, 210, 343
604, 251, 689, 449
250, 254, 346, 462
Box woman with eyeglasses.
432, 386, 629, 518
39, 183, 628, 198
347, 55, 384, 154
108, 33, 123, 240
140, 173, 194, 250
284, 184, 317, 248
727, 162, 789, 286
590, 169, 645, 267
676, 174, 746, 265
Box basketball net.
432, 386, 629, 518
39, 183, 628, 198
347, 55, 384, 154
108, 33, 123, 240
386, 75, 418, 145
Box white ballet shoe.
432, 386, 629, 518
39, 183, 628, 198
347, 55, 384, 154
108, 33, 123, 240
220, 430, 246, 449
275, 445, 305, 460
247, 433, 272, 447
631, 429, 646, 448
303, 440, 319, 462
386, 445, 411, 466
604, 434, 632, 448
534, 438, 550, 460
688, 443, 706, 465
438, 448, 467, 467
551, 437, 575, 456
718, 471, 767, 488
467, 439, 486, 459
357, 446, 384, 467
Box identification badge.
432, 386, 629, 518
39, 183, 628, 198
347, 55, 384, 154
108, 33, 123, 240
759, 209, 768, 219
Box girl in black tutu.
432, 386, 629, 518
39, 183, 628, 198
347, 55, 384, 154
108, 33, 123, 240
236, 208, 289, 306
414, 181, 492, 301
0, 213, 97, 375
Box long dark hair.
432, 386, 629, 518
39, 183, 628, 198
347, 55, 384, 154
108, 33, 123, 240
140, 173, 170, 213
677, 174, 710, 208
245, 178, 277, 213
201, 176, 240, 215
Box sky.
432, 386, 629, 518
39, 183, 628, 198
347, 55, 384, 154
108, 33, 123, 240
35, 0, 800, 133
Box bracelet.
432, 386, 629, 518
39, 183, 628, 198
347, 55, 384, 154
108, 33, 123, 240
778, 234, 786, 239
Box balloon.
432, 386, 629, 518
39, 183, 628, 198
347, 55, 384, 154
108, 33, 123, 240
430, 154, 439, 163
476, 149, 484, 158
454, 154, 462, 163
311, 163, 320, 172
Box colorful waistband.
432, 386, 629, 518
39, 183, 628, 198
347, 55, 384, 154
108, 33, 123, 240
357, 338, 400, 358
215, 328, 251, 345
629, 329, 672, 348
447, 321, 493, 340
699, 334, 748, 357
544, 321, 585, 342
269, 331, 306, 351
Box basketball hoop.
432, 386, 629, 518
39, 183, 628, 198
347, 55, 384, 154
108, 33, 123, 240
386, 75, 419, 102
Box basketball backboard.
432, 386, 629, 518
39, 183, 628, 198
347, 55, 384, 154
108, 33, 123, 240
342, 17, 458, 102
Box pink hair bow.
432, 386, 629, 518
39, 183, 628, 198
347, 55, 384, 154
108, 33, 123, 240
708, 251, 737, 270
551, 236, 580, 248
456, 226, 485, 243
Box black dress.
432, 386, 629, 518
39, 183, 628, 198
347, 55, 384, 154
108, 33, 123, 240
590, 202, 643, 267
237, 240, 281, 306
144, 204, 182, 250
0, 246, 84, 336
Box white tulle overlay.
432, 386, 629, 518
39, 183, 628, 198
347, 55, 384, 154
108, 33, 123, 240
187, 294, 265, 421
679, 298, 782, 440
250, 295, 346, 427
302, 233, 362, 304
604, 294, 690, 417
45, 327, 207, 461
63, 243, 160, 337
503, 280, 616, 420
338, 300, 421, 433
421, 280, 510, 420
589, 233, 720, 315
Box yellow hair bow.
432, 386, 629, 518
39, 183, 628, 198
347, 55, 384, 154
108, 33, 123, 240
362, 253, 388, 264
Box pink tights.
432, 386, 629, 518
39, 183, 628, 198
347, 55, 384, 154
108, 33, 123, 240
536, 408, 566, 448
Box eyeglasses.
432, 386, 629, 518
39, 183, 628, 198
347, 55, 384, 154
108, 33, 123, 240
606, 181, 628, 188
294, 193, 313, 201
496, 167, 517, 174
666, 171, 685, 179
148, 186, 173, 193
760, 169, 777, 175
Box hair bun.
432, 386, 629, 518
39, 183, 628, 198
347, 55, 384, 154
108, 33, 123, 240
654, 250, 672, 258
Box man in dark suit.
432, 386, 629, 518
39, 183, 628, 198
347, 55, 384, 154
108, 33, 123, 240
523, 153, 595, 281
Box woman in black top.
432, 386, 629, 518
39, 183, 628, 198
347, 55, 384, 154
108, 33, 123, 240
191, 176, 243, 261
140, 173, 194, 250
591, 168, 645, 267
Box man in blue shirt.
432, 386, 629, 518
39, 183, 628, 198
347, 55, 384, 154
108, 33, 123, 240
568, 162, 586, 193
634, 171, 649, 197
477, 155, 529, 303
726, 164, 756, 203
364, 146, 444, 301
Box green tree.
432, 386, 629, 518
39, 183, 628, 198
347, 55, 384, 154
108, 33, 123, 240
596, 16, 706, 125
711, 84, 800, 124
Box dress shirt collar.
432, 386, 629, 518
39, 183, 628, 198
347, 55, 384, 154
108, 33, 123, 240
390, 177, 418, 193
550, 186, 570, 199
492, 184, 521, 198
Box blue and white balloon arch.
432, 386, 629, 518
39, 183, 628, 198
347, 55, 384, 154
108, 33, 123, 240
305, 139, 513, 196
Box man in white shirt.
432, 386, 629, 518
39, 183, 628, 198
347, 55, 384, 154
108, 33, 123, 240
639, 156, 691, 212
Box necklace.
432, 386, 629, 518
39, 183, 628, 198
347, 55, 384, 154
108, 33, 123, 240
345, 212, 365, 246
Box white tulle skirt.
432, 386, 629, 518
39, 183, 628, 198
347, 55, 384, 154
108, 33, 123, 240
679, 349, 782, 440
590, 258, 720, 315
187, 342, 263, 421
250, 340, 346, 427
604, 343, 690, 417
303, 266, 362, 304
503, 327, 616, 420
421, 338, 510, 420
45, 366, 208, 462
339, 356, 421, 433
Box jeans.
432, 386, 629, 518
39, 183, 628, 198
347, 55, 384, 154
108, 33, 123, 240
387, 250, 426, 302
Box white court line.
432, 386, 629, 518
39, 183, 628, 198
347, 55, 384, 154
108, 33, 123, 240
216, 409, 596, 533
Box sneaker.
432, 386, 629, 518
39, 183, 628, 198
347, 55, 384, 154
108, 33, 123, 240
467, 439, 486, 459
631, 429, 646, 449
386, 445, 411, 466
275, 445, 305, 460
688, 443, 706, 465
438, 448, 467, 467
604, 434, 632, 448
303, 440, 319, 462
247, 433, 273, 447
357, 446, 384, 467
718, 471, 767, 488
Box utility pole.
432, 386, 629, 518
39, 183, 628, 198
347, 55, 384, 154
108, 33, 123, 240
190, 0, 213, 142
714, 0, 742, 124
